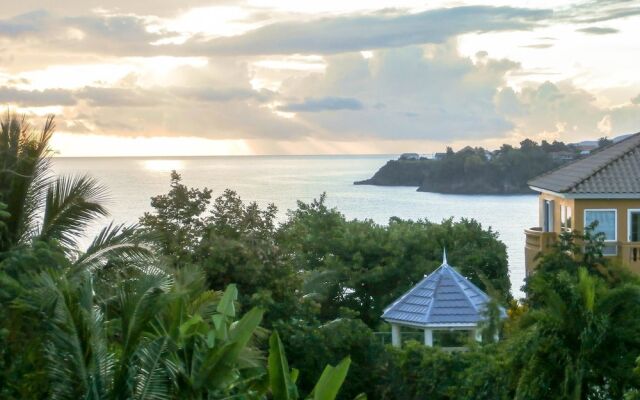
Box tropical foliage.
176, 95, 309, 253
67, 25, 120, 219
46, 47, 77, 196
4, 112, 640, 400
0, 113, 354, 400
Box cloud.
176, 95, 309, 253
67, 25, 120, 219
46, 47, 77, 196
0, 11, 167, 57
76, 87, 161, 107
521, 43, 553, 49
0, 6, 552, 58
0, 0, 231, 18
0, 86, 76, 106
174, 6, 550, 56
277, 44, 518, 141
577, 26, 619, 35
560, 0, 640, 23
496, 81, 640, 140
0, 10, 50, 36
279, 97, 363, 112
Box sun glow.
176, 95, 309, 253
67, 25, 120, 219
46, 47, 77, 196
50, 133, 253, 157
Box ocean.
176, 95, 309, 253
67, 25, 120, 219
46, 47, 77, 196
51, 155, 537, 298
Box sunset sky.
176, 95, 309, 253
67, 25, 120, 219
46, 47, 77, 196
1, 0, 639, 156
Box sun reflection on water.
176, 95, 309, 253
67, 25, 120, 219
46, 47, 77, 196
142, 159, 185, 172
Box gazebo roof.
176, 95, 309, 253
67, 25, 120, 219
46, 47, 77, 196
382, 255, 506, 327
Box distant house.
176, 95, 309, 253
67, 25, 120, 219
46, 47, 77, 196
434, 152, 446, 160
575, 141, 598, 154
382, 251, 506, 348
525, 132, 640, 275
399, 153, 420, 161
550, 151, 576, 162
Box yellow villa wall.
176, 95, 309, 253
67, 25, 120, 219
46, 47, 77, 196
529, 193, 640, 273
537, 193, 640, 242
538, 193, 575, 233
573, 199, 640, 241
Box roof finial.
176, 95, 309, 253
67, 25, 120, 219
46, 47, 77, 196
442, 248, 448, 265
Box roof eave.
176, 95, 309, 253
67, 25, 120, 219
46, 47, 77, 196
529, 186, 640, 199
382, 319, 480, 329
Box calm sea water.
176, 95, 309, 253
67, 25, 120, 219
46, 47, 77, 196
51, 155, 537, 298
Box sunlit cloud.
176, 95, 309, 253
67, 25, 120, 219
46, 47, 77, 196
0, 0, 638, 156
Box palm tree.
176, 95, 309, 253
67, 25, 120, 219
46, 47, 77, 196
23, 265, 266, 400
23, 264, 355, 400
512, 269, 640, 399
0, 112, 147, 269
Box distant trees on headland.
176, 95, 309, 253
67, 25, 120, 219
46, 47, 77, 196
356, 138, 611, 194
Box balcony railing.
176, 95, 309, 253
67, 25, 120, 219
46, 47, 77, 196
620, 242, 640, 273
524, 228, 557, 275
524, 227, 556, 252
524, 228, 640, 274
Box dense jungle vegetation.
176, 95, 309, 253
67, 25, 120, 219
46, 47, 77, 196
2, 114, 640, 399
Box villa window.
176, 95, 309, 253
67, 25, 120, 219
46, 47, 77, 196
543, 200, 554, 232
584, 209, 617, 255
561, 206, 572, 231
629, 210, 640, 242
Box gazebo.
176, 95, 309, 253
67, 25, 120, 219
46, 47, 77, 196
381, 251, 506, 348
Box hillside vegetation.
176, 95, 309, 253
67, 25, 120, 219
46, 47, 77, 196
356, 139, 593, 194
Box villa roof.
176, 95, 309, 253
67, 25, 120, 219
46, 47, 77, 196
528, 132, 640, 195
381, 256, 505, 327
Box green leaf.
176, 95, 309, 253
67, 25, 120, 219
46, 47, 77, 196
179, 314, 204, 337
228, 307, 264, 348
217, 284, 237, 317
308, 357, 351, 400
268, 331, 298, 400
207, 330, 215, 348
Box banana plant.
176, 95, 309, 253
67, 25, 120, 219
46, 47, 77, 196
267, 331, 364, 400
21, 262, 266, 400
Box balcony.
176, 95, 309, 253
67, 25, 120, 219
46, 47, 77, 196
620, 242, 640, 273
524, 227, 557, 275
524, 229, 640, 274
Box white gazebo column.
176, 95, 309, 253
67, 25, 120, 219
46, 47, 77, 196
424, 328, 433, 347
472, 328, 482, 343
391, 324, 401, 347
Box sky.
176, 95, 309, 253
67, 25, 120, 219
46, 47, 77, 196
1, 0, 639, 156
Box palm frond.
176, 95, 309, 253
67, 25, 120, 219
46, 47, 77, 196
0, 113, 55, 248
112, 268, 173, 398
73, 222, 154, 271
22, 271, 113, 400
133, 337, 171, 400
39, 174, 109, 250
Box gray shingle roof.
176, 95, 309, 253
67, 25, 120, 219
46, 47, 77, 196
528, 132, 640, 195
382, 261, 505, 327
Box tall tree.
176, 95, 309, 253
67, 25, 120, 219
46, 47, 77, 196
0, 112, 147, 267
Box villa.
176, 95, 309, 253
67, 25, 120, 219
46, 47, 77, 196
382, 251, 506, 348
525, 132, 640, 275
